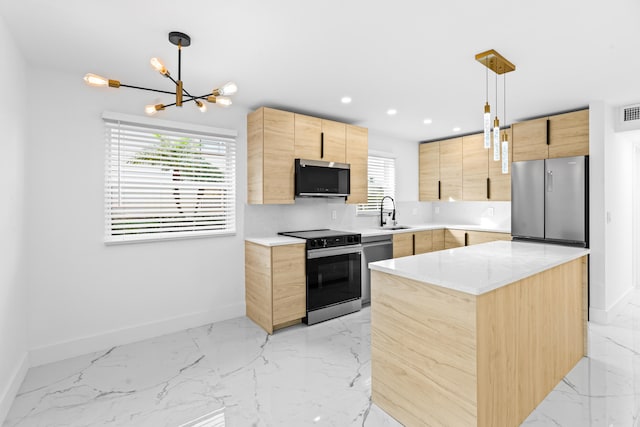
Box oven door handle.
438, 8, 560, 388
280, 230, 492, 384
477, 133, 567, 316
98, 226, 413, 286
307, 244, 363, 259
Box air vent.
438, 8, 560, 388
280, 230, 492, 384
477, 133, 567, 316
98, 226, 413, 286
623, 105, 640, 122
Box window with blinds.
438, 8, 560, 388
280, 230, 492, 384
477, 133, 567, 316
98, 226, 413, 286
357, 155, 396, 213
103, 112, 237, 243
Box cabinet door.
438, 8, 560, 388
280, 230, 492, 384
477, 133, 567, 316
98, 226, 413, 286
462, 133, 489, 201
263, 108, 295, 204
548, 109, 589, 158
444, 229, 466, 249
272, 244, 306, 326
419, 142, 440, 201
294, 113, 322, 161
440, 138, 463, 201
432, 229, 445, 251
321, 119, 347, 163
346, 125, 368, 204
488, 128, 513, 201
393, 233, 414, 258
245, 242, 273, 333
413, 230, 433, 254
466, 231, 511, 246
512, 117, 548, 162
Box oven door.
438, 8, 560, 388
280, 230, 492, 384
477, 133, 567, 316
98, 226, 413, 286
306, 245, 362, 312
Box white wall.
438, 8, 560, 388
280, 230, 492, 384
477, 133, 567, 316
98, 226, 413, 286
24, 67, 250, 365
589, 102, 636, 322
0, 14, 29, 423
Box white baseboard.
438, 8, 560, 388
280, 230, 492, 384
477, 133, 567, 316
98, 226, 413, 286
0, 352, 29, 425
29, 302, 245, 367
589, 286, 635, 324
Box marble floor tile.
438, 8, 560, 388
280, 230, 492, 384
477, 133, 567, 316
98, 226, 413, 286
5, 291, 640, 426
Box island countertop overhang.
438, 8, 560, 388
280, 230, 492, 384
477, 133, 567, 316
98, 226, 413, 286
368, 240, 590, 296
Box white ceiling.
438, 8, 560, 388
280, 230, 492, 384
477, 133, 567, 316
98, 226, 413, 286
2, 0, 639, 142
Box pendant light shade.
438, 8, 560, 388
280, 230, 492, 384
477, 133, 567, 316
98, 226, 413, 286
484, 103, 491, 148
493, 117, 500, 161
501, 131, 509, 174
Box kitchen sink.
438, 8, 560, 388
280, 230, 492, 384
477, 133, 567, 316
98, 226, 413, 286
381, 225, 412, 230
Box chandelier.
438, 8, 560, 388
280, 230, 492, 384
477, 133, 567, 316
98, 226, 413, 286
84, 31, 237, 115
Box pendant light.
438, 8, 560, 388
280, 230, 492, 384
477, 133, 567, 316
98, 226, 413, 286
501, 74, 509, 174
493, 70, 500, 161
475, 50, 515, 171
483, 58, 491, 149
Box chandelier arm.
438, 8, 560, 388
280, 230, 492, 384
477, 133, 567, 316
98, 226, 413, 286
119, 83, 176, 96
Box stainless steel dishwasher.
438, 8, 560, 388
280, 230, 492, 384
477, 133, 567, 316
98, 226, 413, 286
361, 234, 393, 305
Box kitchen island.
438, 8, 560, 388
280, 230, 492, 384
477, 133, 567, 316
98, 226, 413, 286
368, 240, 589, 427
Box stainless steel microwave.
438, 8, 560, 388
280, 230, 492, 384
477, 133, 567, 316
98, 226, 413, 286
294, 159, 350, 197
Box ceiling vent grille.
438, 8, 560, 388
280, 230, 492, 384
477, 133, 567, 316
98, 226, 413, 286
623, 105, 640, 122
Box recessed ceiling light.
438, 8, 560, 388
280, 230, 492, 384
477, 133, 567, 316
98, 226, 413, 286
423, 118, 433, 124
387, 109, 397, 116
453, 127, 461, 132
341, 96, 352, 104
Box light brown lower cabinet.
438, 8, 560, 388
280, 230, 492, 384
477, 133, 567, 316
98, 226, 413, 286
245, 241, 306, 334
393, 230, 444, 258
445, 229, 511, 249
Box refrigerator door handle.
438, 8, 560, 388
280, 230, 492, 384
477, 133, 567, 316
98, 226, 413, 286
547, 170, 553, 192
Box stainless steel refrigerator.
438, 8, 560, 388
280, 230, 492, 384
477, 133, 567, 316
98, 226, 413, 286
511, 155, 588, 247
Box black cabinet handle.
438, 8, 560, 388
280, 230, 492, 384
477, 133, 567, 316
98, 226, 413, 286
464, 232, 469, 246
438, 180, 441, 200
321, 132, 324, 158
546, 119, 550, 146
412, 234, 416, 255
487, 177, 490, 199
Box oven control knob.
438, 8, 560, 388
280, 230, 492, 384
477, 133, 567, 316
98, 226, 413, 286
321, 239, 327, 248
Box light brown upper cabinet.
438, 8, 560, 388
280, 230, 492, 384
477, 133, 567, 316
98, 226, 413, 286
248, 107, 368, 205
487, 128, 512, 201
462, 133, 489, 200
419, 142, 440, 201
247, 107, 295, 204
346, 125, 368, 204
419, 137, 463, 202
294, 114, 346, 163
512, 109, 589, 162
440, 138, 463, 201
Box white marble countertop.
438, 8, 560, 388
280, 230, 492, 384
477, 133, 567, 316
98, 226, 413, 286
245, 236, 305, 246
246, 223, 510, 245
369, 240, 590, 296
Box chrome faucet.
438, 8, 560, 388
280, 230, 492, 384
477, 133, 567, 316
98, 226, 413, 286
380, 196, 396, 227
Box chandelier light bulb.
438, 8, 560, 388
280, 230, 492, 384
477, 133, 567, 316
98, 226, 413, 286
145, 104, 164, 115
483, 103, 491, 149
213, 82, 238, 97
196, 100, 207, 113
84, 73, 108, 87
493, 117, 500, 161
150, 57, 169, 76
215, 97, 232, 107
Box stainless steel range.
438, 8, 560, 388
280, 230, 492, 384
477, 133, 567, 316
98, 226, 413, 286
278, 229, 362, 325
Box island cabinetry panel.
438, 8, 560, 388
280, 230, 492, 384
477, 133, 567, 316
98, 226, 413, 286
371, 256, 587, 427
512, 109, 589, 162
245, 241, 306, 334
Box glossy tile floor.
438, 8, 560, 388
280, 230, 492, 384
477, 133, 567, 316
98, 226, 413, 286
4, 291, 640, 427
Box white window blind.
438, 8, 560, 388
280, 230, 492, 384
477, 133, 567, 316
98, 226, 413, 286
103, 113, 237, 243
357, 155, 396, 213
